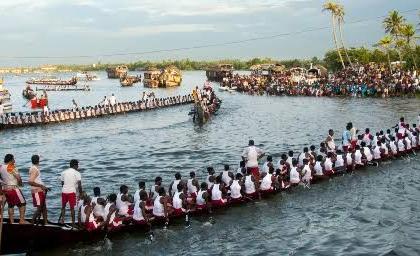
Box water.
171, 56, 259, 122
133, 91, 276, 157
1, 71, 420, 255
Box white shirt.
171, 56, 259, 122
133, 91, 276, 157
242, 146, 263, 168
109, 95, 117, 106
0, 164, 19, 187
60, 168, 81, 193
0, 104, 4, 116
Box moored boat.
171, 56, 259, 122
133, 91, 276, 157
205, 64, 234, 82
106, 65, 128, 79
120, 75, 141, 87
143, 67, 182, 88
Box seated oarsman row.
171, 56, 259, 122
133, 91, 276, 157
2, 117, 419, 231
0, 94, 193, 128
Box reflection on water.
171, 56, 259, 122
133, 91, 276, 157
1, 71, 420, 255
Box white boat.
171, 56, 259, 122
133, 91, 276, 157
0, 80, 12, 111
76, 72, 100, 82
219, 86, 229, 91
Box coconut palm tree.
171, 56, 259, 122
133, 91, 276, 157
400, 23, 418, 69
335, 3, 353, 68
322, 1, 345, 69
374, 36, 393, 71
383, 10, 406, 62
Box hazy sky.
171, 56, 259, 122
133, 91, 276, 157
0, 0, 418, 66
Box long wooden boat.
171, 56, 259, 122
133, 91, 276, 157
0, 158, 402, 254
191, 91, 221, 124
35, 85, 90, 91
26, 77, 78, 86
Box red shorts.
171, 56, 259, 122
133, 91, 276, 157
343, 145, 349, 152
260, 188, 274, 194
61, 192, 76, 209
229, 197, 244, 204
32, 191, 46, 207
245, 191, 258, 199
5, 188, 26, 207
351, 140, 357, 149
248, 167, 260, 180
211, 199, 227, 207
86, 221, 98, 231
172, 208, 186, 216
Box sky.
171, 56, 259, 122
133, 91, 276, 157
0, 0, 418, 66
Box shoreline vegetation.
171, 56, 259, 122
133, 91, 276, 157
1, 46, 418, 75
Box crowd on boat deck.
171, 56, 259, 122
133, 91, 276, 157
1, 116, 419, 232
0, 94, 193, 129
192, 85, 221, 116
222, 64, 420, 97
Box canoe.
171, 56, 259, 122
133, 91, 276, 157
0, 156, 410, 254
26, 77, 78, 86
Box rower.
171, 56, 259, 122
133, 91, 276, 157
404, 135, 412, 153
244, 168, 259, 199
297, 147, 309, 167
211, 176, 227, 207
334, 150, 345, 173
361, 142, 373, 162
220, 164, 234, 187
116, 185, 133, 218
229, 173, 243, 203
314, 155, 324, 177
289, 159, 300, 185
389, 136, 398, 157
134, 181, 146, 204
301, 159, 312, 184
326, 129, 336, 153
237, 160, 246, 175
59, 159, 82, 227
187, 171, 199, 202
172, 183, 187, 216
91, 187, 106, 220
286, 151, 294, 166
152, 187, 170, 222
206, 167, 215, 188
324, 152, 335, 175
169, 172, 185, 197
104, 193, 122, 229
241, 140, 264, 182
79, 195, 92, 229
262, 155, 273, 173
260, 165, 276, 194
362, 128, 372, 146
28, 155, 49, 225
0, 154, 26, 224
150, 176, 162, 201
354, 145, 364, 167
133, 191, 149, 226
196, 182, 211, 212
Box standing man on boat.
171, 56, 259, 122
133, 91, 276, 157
59, 159, 82, 227
109, 94, 117, 106
28, 155, 49, 225
342, 124, 352, 152
0, 154, 26, 224
241, 140, 264, 182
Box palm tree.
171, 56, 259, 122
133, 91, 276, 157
383, 10, 406, 61
323, 1, 345, 69
374, 36, 393, 71
400, 23, 418, 69
335, 3, 353, 68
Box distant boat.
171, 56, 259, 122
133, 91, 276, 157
0, 79, 12, 111
143, 66, 182, 88
76, 72, 100, 81
205, 64, 234, 82
106, 65, 128, 79
26, 77, 77, 85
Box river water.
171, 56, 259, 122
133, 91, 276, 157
1, 71, 420, 255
